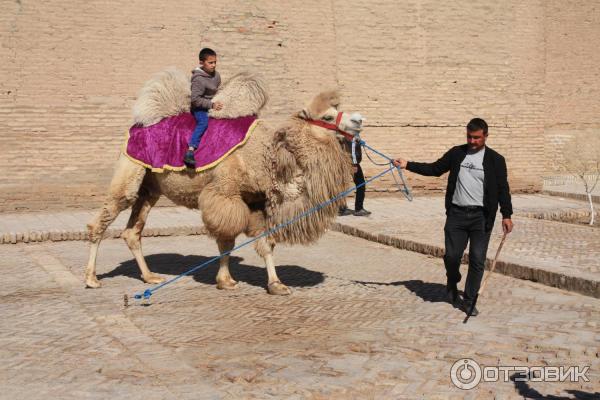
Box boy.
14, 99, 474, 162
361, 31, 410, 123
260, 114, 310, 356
183, 47, 224, 168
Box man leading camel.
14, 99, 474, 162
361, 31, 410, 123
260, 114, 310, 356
393, 118, 513, 317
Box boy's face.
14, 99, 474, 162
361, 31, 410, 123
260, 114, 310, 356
200, 55, 217, 74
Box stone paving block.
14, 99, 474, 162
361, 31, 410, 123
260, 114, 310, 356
1, 234, 597, 398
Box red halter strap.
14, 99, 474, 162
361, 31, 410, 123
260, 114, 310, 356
305, 112, 355, 141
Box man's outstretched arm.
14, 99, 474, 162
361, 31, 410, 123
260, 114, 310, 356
393, 148, 453, 177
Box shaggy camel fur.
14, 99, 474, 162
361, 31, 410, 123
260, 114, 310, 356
85, 69, 363, 295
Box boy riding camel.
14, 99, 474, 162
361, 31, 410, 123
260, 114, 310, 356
183, 47, 224, 168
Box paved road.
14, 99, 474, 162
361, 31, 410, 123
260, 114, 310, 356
1, 233, 598, 399
337, 195, 600, 298
1, 194, 598, 297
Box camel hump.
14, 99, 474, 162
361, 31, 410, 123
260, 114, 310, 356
132, 68, 269, 127
210, 72, 269, 119
132, 67, 191, 127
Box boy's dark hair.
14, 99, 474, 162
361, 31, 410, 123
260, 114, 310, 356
467, 118, 488, 135
199, 48, 217, 61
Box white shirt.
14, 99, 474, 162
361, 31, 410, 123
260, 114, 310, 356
452, 147, 485, 207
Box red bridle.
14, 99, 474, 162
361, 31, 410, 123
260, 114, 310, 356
305, 112, 355, 141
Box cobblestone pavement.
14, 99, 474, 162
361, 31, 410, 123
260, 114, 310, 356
0, 194, 592, 244
1, 233, 599, 399
338, 195, 600, 297
1, 194, 598, 296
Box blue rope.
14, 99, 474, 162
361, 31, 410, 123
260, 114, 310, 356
360, 140, 413, 201
132, 143, 412, 302
133, 165, 396, 301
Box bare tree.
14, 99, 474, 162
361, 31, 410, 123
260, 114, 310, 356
559, 132, 600, 225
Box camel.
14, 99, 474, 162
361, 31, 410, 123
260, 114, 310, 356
85, 69, 364, 295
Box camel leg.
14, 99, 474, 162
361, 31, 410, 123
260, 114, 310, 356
84, 235, 103, 288
215, 237, 238, 290
85, 199, 129, 288
84, 154, 146, 288
255, 236, 291, 295
121, 189, 164, 284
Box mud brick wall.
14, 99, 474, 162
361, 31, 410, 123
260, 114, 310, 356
543, 1, 600, 171
1, 1, 599, 211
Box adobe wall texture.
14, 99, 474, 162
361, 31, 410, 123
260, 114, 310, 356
1, 0, 599, 211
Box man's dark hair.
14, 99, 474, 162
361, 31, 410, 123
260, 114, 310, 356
199, 48, 217, 61
467, 118, 488, 135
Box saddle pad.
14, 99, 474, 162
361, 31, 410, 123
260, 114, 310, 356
124, 113, 258, 172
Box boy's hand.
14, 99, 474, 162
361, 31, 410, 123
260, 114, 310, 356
212, 101, 224, 111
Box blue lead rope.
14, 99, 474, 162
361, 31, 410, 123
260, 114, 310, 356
132, 143, 412, 302
360, 140, 413, 201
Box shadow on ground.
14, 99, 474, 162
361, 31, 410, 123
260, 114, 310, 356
511, 372, 598, 399
352, 279, 451, 302
98, 253, 325, 290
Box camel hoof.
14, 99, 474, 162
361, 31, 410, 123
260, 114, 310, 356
85, 276, 102, 288
217, 278, 239, 290
143, 274, 165, 284
268, 281, 291, 296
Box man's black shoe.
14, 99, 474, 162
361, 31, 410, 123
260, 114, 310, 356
446, 283, 458, 304
462, 300, 479, 317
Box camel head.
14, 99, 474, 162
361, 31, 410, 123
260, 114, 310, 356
297, 90, 365, 141
267, 90, 364, 245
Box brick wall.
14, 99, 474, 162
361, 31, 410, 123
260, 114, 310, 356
1, 0, 597, 212
543, 0, 600, 172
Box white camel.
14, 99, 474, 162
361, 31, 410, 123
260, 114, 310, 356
85, 69, 364, 295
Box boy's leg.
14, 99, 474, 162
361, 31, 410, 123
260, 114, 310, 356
189, 110, 209, 149
185, 110, 209, 167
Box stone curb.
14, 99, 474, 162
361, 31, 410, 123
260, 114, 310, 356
542, 190, 600, 204
0, 226, 207, 245
331, 222, 600, 299
1, 216, 597, 299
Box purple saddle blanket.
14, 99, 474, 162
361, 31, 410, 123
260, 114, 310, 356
124, 113, 258, 172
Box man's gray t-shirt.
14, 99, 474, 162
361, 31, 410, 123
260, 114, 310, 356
452, 147, 485, 207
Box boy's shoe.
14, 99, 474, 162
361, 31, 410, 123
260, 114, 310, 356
184, 150, 196, 168
338, 207, 354, 216
353, 209, 371, 216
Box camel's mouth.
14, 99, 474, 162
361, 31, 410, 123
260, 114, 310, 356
342, 112, 365, 136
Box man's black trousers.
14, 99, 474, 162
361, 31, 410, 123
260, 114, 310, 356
443, 205, 492, 302
353, 164, 365, 211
